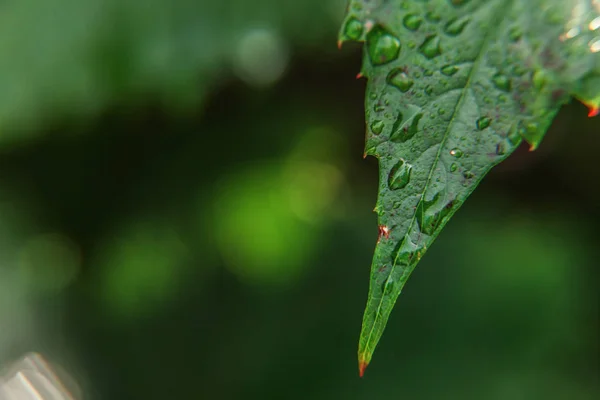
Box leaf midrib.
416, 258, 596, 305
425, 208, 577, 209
362, 0, 514, 357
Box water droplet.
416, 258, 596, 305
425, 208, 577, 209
507, 124, 522, 145
403, 14, 422, 31
444, 16, 469, 36
450, 163, 458, 172
391, 112, 423, 143
388, 159, 413, 190
492, 73, 511, 92
343, 18, 364, 40
424, 85, 433, 95
369, 93, 377, 100
463, 171, 474, 179
367, 25, 401, 66
387, 68, 414, 92
441, 65, 458, 76
423, 69, 433, 77
476, 116, 491, 130
425, 11, 441, 23
371, 120, 385, 135
450, 148, 463, 158
393, 201, 401, 209
419, 35, 441, 59
438, 108, 446, 115
496, 142, 506, 155
416, 193, 453, 235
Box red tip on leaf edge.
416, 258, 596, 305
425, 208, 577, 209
356, 72, 364, 79
588, 106, 599, 118
337, 40, 343, 50
358, 360, 368, 378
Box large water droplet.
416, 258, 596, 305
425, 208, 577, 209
392, 236, 417, 267
371, 120, 385, 135
492, 73, 511, 92
343, 18, 364, 40
387, 68, 414, 92
444, 17, 470, 36
476, 116, 491, 130
416, 193, 454, 235
403, 14, 422, 31
388, 159, 413, 190
367, 25, 401, 66
391, 113, 423, 143
425, 11, 441, 23
450, 148, 463, 158
450, 163, 458, 172
441, 65, 459, 76
419, 35, 441, 59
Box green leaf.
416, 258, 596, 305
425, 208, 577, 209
340, 0, 600, 375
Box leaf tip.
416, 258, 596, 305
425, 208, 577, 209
358, 360, 369, 378
588, 106, 599, 118
337, 39, 344, 50
528, 143, 538, 152
356, 72, 364, 79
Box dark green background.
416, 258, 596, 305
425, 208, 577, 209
0, 1, 598, 399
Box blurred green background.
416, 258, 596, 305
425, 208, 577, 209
0, 1, 598, 399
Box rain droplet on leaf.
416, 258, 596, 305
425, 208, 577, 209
450, 148, 463, 158
441, 65, 458, 76
476, 116, 491, 130
343, 18, 364, 40
387, 69, 414, 92
425, 11, 441, 23
388, 159, 413, 190
391, 112, 422, 143
444, 17, 470, 36
492, 73, 511, 92
371, 120, 385, 135
419, 35, 442, 59
403, 14, 423, 31
367, 25, 401, 66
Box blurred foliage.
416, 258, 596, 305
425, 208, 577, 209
0, 0, 344, 144
0, 1, 598, 399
